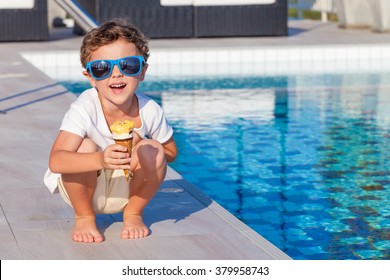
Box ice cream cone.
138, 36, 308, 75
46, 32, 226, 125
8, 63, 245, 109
110, 120, 134, 181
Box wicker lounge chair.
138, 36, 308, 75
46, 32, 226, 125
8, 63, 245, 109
77, 0, 193, 38
193, 0, 288, 37
76, 0, 287, 38
0, 0, 49, 41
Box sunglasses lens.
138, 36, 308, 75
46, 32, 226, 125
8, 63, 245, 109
90, 61, 111, 79
120, 57, 141, 75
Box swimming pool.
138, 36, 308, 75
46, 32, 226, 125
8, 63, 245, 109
21, 41, 390, 259
61, 71, 390, 260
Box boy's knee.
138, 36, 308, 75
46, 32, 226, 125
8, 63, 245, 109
136, 139, 166, 169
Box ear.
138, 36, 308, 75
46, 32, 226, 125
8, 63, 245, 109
139, 63, 148, 82
83, 70, 97, 88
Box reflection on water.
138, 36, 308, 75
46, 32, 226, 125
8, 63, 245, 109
160, 75, 390, 260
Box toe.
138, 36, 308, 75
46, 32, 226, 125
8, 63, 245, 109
94, 234, 104, 243
72, 233, 80, 242
121, 229, 129, 239
87, 233, 94, 243
82, 233, 90, 242
129, 229, 136, 239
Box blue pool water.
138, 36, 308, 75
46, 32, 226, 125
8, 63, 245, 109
63, 72, 390, 260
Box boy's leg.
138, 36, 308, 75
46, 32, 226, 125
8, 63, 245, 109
61, 138, 103, 243
121, 139, 167, 239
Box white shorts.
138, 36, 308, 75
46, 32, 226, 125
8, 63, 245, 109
58, 169, 130, 214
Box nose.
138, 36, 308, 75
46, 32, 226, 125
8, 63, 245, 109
111, 64, 123, 78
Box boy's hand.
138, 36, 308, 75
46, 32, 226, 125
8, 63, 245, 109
102, 144, 131, 170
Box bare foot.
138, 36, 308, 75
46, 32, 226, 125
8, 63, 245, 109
121, 214, 149, 239
72, 216, 104, 243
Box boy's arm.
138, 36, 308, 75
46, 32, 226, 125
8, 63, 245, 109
49, 130, 103, 174
49, 130, 130, 174
162, 137, 177, 163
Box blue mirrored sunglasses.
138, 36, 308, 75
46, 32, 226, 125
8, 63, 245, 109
86, 56, 145, 80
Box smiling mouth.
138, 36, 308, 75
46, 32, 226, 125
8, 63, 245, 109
109, 83, 126, 90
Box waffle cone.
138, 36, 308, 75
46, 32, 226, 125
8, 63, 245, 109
114, 138, 133, 181
110, 120, 135, 182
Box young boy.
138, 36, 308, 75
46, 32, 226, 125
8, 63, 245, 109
44, 19, 177, 243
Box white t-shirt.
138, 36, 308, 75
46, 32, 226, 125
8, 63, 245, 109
44, 88, 173, 193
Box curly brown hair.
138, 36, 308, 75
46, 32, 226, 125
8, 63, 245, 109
80, 19, 150, 68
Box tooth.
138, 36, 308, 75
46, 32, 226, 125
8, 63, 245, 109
111, 84, 125, 88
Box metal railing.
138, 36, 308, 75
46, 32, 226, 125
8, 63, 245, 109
289, 0, 337, 22
54, 0, 97, 32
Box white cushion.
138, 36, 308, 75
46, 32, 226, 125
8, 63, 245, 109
160, 0, 276, 6
192, 0, 276, 6
160, 0, 192, 6
0, 0, 35, 9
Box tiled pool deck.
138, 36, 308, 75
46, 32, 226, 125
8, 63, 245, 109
0, 20, 389, 259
